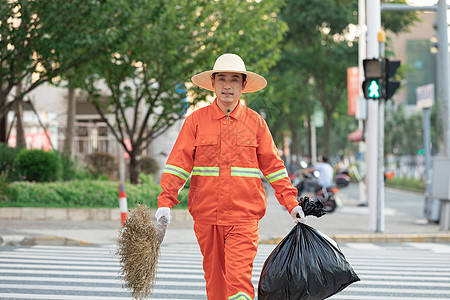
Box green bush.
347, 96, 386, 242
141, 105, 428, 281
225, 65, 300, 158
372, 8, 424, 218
0, 174, 9, 201
385, 177, 424, 192
0, 143, 21, 181
60, 155, 97, 181
61, 154, 77, 181
13, 149, 62, 182
85, 152, 116, 178
0, 179, 189, 209
139, 155, 160, 175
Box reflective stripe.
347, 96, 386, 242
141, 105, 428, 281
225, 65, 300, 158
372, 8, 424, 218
231, 167, 260, 178
192, 166, 220, 176
163, 164, 190, 181
265, 168, 288, 183
229, 291, 253, 300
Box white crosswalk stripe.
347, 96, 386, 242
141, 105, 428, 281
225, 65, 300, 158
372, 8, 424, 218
1, 243, 450, 299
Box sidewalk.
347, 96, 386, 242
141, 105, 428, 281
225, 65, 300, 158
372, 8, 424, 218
1, 183, 449, 246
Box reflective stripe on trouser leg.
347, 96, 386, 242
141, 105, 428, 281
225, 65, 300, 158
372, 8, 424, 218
194, 223, 227, 300
225, 223, 258, 299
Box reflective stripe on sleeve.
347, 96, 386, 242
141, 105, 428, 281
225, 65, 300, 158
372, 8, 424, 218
229, 291, 253, 300
265, 168, 288, 183
230, 167, 260, 178
162, 164, 190, 181
192, 166, 220, 176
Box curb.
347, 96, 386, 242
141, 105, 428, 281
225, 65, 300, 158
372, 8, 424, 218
260, 233, 450, 244
0, 235, 92, 247
0, 207, 192, 222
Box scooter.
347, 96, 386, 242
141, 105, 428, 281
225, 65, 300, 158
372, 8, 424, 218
314, 185, 338, 213
335, 171, 351, 188
295, 171, 338, 213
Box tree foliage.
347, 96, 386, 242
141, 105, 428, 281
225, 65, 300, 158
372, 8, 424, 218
248, 0, 419, 162
385, 103, 443, 156
79, 0, 288, 183
0, 0, 118, 142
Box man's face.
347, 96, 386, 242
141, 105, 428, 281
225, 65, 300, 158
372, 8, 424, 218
211, 72, 246, 106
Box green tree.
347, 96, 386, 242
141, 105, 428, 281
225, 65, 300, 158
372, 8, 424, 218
80, 0, 288, 183
0, 0, 118, 143
248, 0, 356, 160
385, 102, 443, 157
248, 0, 418, 160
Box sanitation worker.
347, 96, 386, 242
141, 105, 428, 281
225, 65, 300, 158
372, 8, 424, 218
155, 53, 304, 300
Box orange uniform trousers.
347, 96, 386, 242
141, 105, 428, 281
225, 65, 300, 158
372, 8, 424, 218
194, 222, 259, 300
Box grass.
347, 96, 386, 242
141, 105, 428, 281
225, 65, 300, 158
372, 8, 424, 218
0, 179, 188, 209
384, 177, 425, 193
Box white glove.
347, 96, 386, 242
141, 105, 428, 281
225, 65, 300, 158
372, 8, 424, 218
155, 207, 171, 224
290, 206, 306, 224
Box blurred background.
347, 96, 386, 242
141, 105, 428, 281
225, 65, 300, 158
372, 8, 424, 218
0, 0, 445, 217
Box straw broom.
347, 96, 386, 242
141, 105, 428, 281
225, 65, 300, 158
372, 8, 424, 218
117, 204, 167, 299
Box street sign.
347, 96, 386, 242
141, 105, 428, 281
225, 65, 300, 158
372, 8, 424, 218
347, 67, 359, 115
416, 83, 435, 109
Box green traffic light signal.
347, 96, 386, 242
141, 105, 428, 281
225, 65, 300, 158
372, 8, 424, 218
368, 80, 380, 98
362, 78, 383, 99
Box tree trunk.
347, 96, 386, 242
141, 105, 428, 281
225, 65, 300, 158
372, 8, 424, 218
0, 93, 7, 143
0, 117, 6, 144
323, 112, 332, 157
63, 88, 75, 157
306, 116, 312, 164
15, 83, 26, 148
129, 154, 140, 184
288, 121, 300, 165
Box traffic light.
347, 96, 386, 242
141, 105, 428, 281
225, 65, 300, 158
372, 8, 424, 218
362, 58, 384, 100
384, 59, 401, 100
362, 58, 401, 100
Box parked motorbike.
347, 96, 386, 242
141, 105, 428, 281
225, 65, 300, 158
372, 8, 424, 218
335, 171, 351, 188
314, 185, 338, 213
295, 171, 338, 213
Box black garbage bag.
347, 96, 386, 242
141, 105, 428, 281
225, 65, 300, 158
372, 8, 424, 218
258, 223, 360, 300
299, 196, 327, 218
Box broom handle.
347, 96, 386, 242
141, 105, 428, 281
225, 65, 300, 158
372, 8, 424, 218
155, 216, 168, 243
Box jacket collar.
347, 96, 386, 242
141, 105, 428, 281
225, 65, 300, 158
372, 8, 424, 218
211, 98, 244, 120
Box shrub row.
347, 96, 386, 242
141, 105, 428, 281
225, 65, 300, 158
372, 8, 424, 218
0, 180, 188, 209
0, 143, 85, 182
385, 177, 425, 193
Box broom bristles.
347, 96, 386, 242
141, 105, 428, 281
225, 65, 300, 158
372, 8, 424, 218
117, 204, 160, 299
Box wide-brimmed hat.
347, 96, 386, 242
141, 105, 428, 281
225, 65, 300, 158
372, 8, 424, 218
191, 53, 267, 93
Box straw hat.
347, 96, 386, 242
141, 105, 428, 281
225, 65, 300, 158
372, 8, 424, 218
191, 53, 267, 93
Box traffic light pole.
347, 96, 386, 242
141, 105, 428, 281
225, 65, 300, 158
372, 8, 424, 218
366, 0, 383, 232
437, 0, 450, 157
378, 32, 386, 233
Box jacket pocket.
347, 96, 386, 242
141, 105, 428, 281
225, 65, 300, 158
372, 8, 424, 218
194, 134, 218, 146
188, 186, 202, 217
236, 135, 258, 166
194, 134, 219, 164
237, 135, 258, 147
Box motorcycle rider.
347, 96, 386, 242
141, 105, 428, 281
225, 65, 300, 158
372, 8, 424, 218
296, 156, 334, 197
336, 156, 350, 176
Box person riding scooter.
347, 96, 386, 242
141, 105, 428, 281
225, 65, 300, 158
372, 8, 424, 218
296, 156, 334, 197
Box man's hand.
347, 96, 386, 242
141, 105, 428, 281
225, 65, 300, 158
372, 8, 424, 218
290, 206, 306, 224
155, 207, 171, 224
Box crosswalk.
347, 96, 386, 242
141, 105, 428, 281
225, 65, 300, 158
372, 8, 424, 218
1, 243, 450, 299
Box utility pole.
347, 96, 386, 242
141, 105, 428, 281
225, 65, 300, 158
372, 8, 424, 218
378, 31, 386, 232
357, 0, 367, 208
437, 0, 450, 157
366, 0, 383, 232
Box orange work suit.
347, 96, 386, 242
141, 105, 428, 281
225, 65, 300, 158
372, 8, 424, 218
158, 99, 298, 299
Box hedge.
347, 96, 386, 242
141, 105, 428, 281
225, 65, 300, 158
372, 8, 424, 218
0, 180, 189, 209
13, 149, 62, 182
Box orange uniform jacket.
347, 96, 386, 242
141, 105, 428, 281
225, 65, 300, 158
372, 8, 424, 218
158, 99, 298, 225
